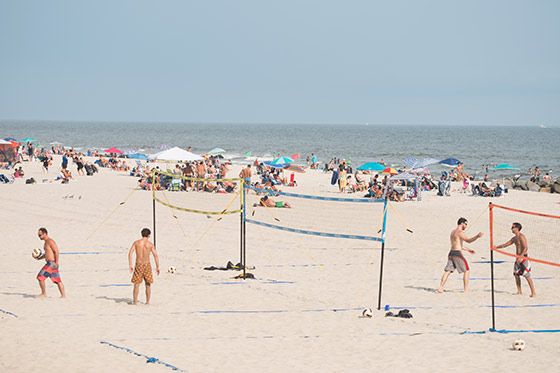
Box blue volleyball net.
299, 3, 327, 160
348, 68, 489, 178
244, 185, 387, 244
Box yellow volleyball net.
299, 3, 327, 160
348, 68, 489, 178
150, 169, 248, 276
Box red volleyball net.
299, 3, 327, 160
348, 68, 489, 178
489, 203, 560, 267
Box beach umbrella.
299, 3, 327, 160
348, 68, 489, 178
4, 137, 18, 142
381, 167, 398, 175
439, 158, 461, 167
150, 146, 203, 161
271, 156, 294, 165
493, 163, 519, 171
21, 137, 37, 143
49, 141, 64, 145
403, 157, 440, 169
208, 147, 226, 155
0, 139, 11, 145
263, 161, 287, 169
104, 147, 124, 154
357, 162, 386, 171
291, 153, 300, 160
128, 153, 149, 160
244, 151, 252, 157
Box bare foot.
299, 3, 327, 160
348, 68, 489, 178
37, 294, 46, 299
436, 289, 444, 294
515, 292, 522, 296
530, 293, 536, 298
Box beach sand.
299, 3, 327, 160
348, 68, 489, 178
1, 158, 559, 372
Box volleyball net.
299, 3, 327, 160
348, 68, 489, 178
244, 185, 387, 243
151, 170, 246, 271
489, 203, 560, 267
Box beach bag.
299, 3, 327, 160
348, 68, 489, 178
25, 177, 36, 184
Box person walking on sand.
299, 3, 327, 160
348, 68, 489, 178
128, 228, 160, 305
495, 222, 536, 297
36, 227, 66, 298
437, 218, 483, 293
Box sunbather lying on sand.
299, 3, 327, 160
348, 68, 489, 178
256, 195, 292, 208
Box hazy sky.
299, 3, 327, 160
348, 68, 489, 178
1, 1, 559, 125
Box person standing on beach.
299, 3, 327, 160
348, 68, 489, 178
437, 218, 483, 293
494, 222, 536, 297
36, 227, 66, 298
128, 228, 160, 305
239, 164, 252, 184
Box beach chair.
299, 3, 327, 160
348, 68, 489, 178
169, 178, 182, 191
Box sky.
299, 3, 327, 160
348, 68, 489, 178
0, 0, 559, 125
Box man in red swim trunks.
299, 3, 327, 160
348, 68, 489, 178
36, 227, 66, 298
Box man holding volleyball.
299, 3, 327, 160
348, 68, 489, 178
36, 227, 66, 298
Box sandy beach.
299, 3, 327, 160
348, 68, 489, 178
1, 158, 559, 373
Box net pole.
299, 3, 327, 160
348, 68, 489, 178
489, 202, 496, 331
242, 181, 247, 279
377, 196, 389, 310
152, 171, 157, 249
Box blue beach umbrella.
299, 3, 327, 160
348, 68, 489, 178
128, 153, 149, 160
493, 163, 519, 171
357, 162, 386, 171
439, 158, 461, 167
271, 156, 294, 165
4, 137, 18, 142
21, 137, 37, 143
263, 161, 287, 169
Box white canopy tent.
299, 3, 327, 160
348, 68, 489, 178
149, 147, 203, 162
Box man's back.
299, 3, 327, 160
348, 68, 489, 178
133, 238, 153, 264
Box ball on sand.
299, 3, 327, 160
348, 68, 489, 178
362, 308, 373, 318
32, 248, 43, 260
512, 339, 525, 351
168, 266, 176, 274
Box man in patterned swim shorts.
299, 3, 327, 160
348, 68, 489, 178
128, 228, 160, 305
495, 222, 537, 297
36, 227, 66, 298
437, 218, 483, 294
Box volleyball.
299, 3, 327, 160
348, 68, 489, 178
168, 266, 177, 274
362, 308, 373, 318
32, 248, 43, 260
512, 339, 525, 351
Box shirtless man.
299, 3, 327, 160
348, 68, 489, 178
437, 218, 483, 293
239, 164, 252, 184
36, 227, 66, 298
128, 228, 160, 305
495, 222, 536, 297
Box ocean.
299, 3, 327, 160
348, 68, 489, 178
1, 120, 559, 177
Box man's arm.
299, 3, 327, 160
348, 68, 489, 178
460, 231, 484, 243
151, 245, 160, 275
128, 243, 135, 273
495, 238, 514, 250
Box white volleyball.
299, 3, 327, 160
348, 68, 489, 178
32, 248, 43, 259
168, 266, 176, 274
512, 339, 525, 351
362, 308, 373, 318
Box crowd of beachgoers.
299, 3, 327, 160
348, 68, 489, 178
1, 142, 558, 199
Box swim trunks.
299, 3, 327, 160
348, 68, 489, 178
514, 257, 531, 278
37, 261, 62, 283
275, 201, 285, 208
444, 250, 469, 273
131, 263, 154, 284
